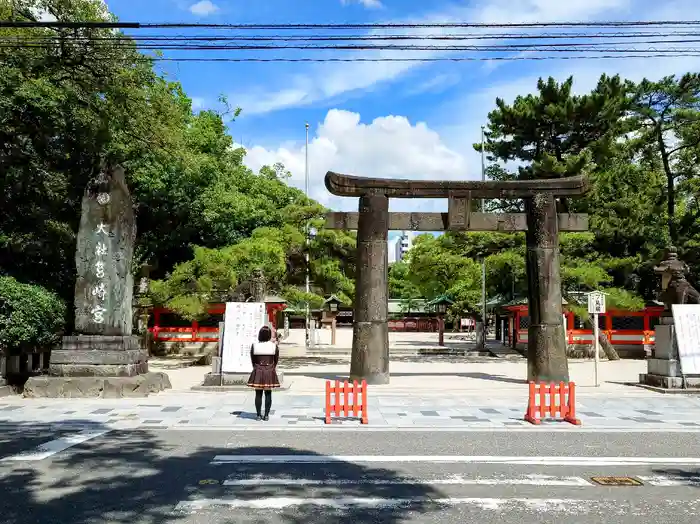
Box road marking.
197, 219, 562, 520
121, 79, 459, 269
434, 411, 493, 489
222, 474, 592, 487
211, 454, 700, 466
0, 430, 109, 462
638, 475, 700, 486
175, 496, 597, 512
169, 426, 700, 434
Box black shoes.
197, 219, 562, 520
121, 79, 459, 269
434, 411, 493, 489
263, 415, 269, 421
256, 415, 262, 421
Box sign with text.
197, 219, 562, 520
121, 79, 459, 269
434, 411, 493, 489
221, 302, 267, 373
671, 304, 700, 375
587, 291, 606, 315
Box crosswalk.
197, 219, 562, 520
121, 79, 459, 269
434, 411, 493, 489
0, 427, 109, 462
173, 454, 700, 520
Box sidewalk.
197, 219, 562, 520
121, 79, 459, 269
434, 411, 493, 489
2, 358, 700, 432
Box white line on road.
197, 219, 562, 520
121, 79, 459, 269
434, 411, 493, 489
222, 474, 592, 487
0, 430, 109, 462
638, 475, 700, 486
211, 454, 700, 466
175, 496, 597, 512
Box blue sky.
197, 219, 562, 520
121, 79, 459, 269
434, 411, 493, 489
106, 0, 700, 216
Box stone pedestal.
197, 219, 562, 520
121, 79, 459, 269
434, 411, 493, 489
23, 335, 171, 398
640, 316, 700, 389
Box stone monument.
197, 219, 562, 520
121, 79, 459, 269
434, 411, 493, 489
324, 171, 589, 384
639, 246, 700, 390
24, 166, 171, 398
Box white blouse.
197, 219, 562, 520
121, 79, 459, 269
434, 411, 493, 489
252, 341, 277, 356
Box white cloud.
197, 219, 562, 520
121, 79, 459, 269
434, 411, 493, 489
341, 0, 384, 8
242, 110, 466, 212
231, 0, 639, 116
189, 0, 219, 17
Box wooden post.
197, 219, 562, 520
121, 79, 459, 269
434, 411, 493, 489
438, 315, 445, 346
524, 193, 570, 383
350, 194, 390, 384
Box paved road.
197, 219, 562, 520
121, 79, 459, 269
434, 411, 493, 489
1, 429, 700, 523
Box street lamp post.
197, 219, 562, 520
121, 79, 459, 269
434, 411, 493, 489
304, 122, 311, 353
429, 295, 453, 347
479, 125, 487, 350
323, 295, 342, 346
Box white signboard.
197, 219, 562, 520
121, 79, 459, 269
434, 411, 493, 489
221, 302, 267, 373
587, 292, 606, 315
671, 304, 700, 375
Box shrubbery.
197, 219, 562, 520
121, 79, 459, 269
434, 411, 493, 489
0, 276, 66, 352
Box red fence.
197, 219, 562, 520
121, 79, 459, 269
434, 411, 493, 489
388, 318, 439, 332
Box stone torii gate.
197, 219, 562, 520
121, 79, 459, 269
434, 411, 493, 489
324, 171, 590, 385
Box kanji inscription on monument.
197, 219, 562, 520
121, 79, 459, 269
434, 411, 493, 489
74, 166, 136, 335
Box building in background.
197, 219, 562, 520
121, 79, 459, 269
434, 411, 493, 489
390, 231, 415, 263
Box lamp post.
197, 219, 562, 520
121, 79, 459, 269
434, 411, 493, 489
323, 295, 342, 346
429, 295, 453, 347
304, 121, 311, 353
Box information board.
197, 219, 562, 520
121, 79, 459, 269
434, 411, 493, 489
587, 291, 606, 315
221, 302, 267, 373
671, 304, 700, 375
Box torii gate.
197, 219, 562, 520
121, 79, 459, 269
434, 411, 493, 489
323, 171, 590, 385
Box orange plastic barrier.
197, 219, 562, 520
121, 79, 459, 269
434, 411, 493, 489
325, 379, 368, 424
524, 381, 581, 426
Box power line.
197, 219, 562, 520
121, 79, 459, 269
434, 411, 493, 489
3, 20, 700, 29
5, 30, 700, 42
5, 39, 700, 50
7, 45, 700, 54
142, 53, 700, 62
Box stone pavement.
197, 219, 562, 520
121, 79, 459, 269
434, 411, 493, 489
2, 389, 700, 432
2, 357, 699, 432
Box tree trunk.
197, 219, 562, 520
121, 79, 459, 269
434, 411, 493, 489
587, 314, 619, 360
598, 330, 620, 360
657, 126, 676, 242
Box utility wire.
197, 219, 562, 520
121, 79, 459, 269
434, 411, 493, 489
5, 39, 700, 50
3, 20, 700, 29
141, 53, 700, 62
5, 30, 700, 41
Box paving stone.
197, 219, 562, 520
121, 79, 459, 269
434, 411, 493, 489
581, 411, 603, 417
420, 410, 439, 417
161, 406, 181, 413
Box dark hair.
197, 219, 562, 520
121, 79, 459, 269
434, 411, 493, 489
258, 325, 272, 342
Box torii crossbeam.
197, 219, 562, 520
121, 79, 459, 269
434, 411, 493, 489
324, 171, 590, 385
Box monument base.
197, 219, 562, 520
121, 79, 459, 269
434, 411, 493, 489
22, 334, 171, 398
637, 318, 700, 391
23, 372, 172, 398
193, 371, 288, 391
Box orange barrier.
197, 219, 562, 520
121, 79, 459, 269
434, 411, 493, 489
325, 379, 368, 424
524, 381, 581, 426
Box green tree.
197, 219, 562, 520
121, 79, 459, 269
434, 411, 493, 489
624, 74, 700, 243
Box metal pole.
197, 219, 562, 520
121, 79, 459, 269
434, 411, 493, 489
480, 125, 487, 347
593, 313, 600, 387
305, 122, 310, 353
